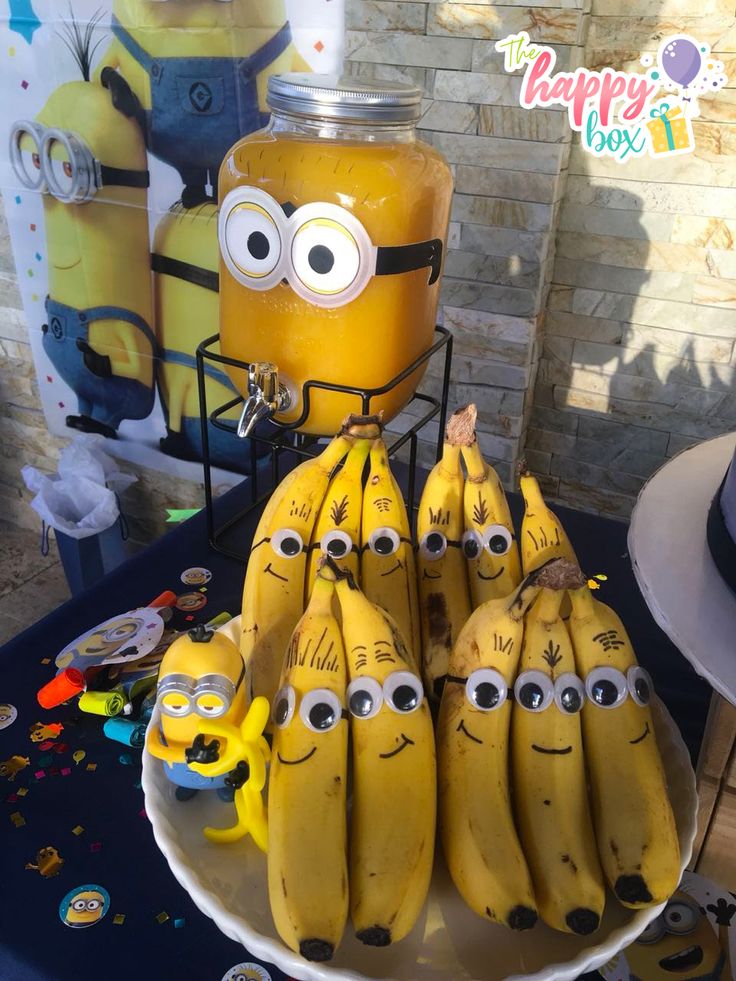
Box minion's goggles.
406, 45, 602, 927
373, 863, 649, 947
219, 186, 443, 310
9, 120, 149, 204
157, 663, 246, 719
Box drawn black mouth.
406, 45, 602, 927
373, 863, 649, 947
379, 733, 415, 758
422, 569, 442, 580
264, 563, 289, 582
532, 744, 572, 755
478, 567, 504, 581
630, 722, 651, 745
380, 560, 403, 577
457, 719, 483, 745
277, 746, 316, 766
659, 945, 703, 971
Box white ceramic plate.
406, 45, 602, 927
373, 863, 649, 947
142, 697, 697, 981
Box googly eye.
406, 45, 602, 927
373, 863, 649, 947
462, 530, 483, 560
299, 689, 343, 733
465, 668, 507, 711
270, 528, 304, 559
320, 529, 353, 559
272, 685, 296, 728
72, 899, 87, 912
627, 666, 652, 707
347, 677, 383, 719
86, 899, 101, 912
636, 914, 665, 945
383, 671, 423, 714
554, 673, 585, 714
585, 667, 628, 709
482, 525, 513, 556
221, 189, 283, 285
514, 670, 555, 712
663, 900, 698, 935
368, 527, 400, 556
419, 531, 447, 561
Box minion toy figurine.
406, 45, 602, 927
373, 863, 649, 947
96, 0, 310, 207
9, 24, 155, 440
146, 624, 248, 801
152, 201, 273, 472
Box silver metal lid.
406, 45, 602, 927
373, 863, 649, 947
266, 74, 423, 124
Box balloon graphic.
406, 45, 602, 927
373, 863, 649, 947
659, 36, 702, 87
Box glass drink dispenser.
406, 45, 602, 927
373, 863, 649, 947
217, 73, 453, 437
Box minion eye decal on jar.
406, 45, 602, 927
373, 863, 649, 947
219, 188, 443, 309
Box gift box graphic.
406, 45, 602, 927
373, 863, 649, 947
647, 101, 694, 155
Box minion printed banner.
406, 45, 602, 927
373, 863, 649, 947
0, 0, 344, 487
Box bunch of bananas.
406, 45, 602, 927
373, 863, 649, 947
240, 414, 421, 705
437, 471, 681, 936
267, 560, 435, 962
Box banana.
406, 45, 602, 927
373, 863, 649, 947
267, 571, 349, 962
459, 409, 521, 606
519, 473, 578, 575
416, 411, 472, 699
438, 566, 564, 930
360, 438, 421, 672
240, 431, 352, 704
334, 563, 435, 946
567, 585, 680, 909
305, 435, 372, 601
511, 585, 605, 935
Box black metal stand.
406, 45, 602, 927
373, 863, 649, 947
196, 326, 453, 561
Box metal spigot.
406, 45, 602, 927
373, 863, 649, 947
236, 362, 292, 439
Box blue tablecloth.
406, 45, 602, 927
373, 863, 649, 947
0, 477, 712, 981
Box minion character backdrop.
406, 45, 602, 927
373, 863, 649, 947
0, 1, 343, 484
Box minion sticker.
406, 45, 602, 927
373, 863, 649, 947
600, 872, 735, 981
96, 0, 310, 206
59, 884, 110, 929
9, 19, 155, 441
54, 610, 165, 672
0, 703, 17, 730
180, 567, 212, 586
221, 964, 272, 981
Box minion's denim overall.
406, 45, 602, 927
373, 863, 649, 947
110, 18, 293, 186
43, 296, 156, 430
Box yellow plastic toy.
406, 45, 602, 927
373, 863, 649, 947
187, 695, 270, 850
97, 0, 309, 205
146, 625, 248, 802
218, 75, 453, 436
9, 55, 154, 440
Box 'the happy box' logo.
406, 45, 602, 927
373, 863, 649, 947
495, 32, 728, 163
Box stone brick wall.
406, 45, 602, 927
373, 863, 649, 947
528, 5, 736, 517
345, 0, 589, 484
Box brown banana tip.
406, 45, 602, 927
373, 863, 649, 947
340, 412, 384, 439
320, 554, 358, 588
515, 457, 529, 480
445, 403, 477, 446
533, 558, 587, 591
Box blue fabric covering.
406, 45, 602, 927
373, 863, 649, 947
0, 471, 712, 980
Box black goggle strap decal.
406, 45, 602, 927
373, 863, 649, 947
151, 252, 219, 293
98, 163, 150, 190
375, 238, 443, 285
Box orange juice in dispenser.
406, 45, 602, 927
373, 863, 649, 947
218, 74, 453, 437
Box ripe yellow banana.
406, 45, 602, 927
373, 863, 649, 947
461, 434, 522, 607
240, 432, 352, 704
511, 586, 605, 935
360, 438, 421, 672
305, 435, 372, 601
334, 565, 436, 947
438, 566, 562, 930
267, 572, 349, 962
520, 473, 578, 575
417, 419, 471, 699
567, 585, 680, 909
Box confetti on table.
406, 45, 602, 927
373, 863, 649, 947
72, 750, 85, 765
118, 754, 133, 766
174, 918, 185, 929
71, 825, 84, 836
54, 743, 69, 754
17, 787, 28, 797
37, 754, 52, 767
138, 808, 147, 819
40, 657, 50, 664
113, 914, 125, 926
185, 615, 194, 622
90, 842, 102, 853
48, 766, 59, 777
6, 793, 18, 803
60, 767, 71, 777
34, 770, 45, 779
86, 763, 97, 772
38, 741, 54, 752
156, 911, 169, 924
10, 811, 25, 827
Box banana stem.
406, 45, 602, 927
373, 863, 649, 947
439, 441, 462, 478
519, 473, 546, 512
533, 587, 564, 623
460, 439, 486, 482
569, 585, 595, 619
